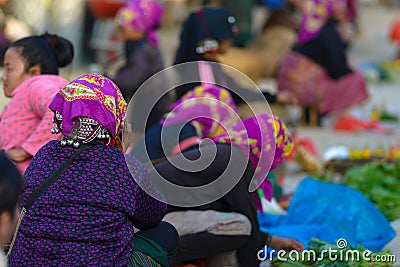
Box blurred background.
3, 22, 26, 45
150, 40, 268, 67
0, 0, 399, 112
0, 0, 399, 156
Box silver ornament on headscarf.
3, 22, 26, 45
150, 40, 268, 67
52, 112, 111, 148
51, 111, 63, 134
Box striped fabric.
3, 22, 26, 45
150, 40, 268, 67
126, 250, 162, 267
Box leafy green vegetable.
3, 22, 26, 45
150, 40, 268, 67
344, 163, 400, 221
315, 163, 400, 221
379, 112, 399, 122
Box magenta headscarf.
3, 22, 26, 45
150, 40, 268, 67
163, 86, 239, 138
298, 0, 346, 44
49, 73, 127, 139
212, 114, 294, 212
115, 0, 164, 47
345, 0, 357, 22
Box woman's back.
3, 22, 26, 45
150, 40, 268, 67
294, 21, 352, 79
114, 40, 164, 101
9, 140, 165, 266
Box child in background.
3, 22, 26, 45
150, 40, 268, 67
0, 151, 23, 267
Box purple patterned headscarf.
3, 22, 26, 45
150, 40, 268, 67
298, 0, 346, 44
163, 86, 239, 138
49, 74, 127, 140
212, 114, 294, 212
115, 0, 164, 47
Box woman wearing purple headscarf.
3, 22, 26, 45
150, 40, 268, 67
137, 113, 303, 267
277, 0, 368, 118
113, 0, 171, 130
130, 85, 240, 162
174, 7, 296, 106
8, 74, 178, 267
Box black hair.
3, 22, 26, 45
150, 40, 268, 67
0, 151, 23, 218
10, 32, 74, 75
174, 8, 236, 64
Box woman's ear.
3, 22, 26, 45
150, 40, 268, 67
28, 64, 41, 76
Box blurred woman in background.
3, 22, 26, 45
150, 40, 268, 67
278, 0, 368, 117
0, 33, 73, 172
113, 0, 171, 131
174, 7, 296, 106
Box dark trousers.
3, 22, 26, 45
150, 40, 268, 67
173, 232, 248, 265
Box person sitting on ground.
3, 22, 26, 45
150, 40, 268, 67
0, 33, 73, 172
129, 85, 239, 160
173, 7, 296, 106
278, 0, 368, 117
113, 0, 171, 131
132, 113, 304, 267
7, 73, 178, 267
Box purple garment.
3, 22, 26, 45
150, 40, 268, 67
114, 40, 164, 102
115, 0, 164, 47
212, 114, 276, 200
163, 86, 239, 138
298, 0, 346, 44
212, 114, 294, 212
113, 39, 170, 131
345, 0, 357, 22
9, 140, 166, 266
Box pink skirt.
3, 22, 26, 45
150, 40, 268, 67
278, 52, 369, 114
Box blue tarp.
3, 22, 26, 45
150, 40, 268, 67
262, 0, 285, 9
258, 177, 396, 252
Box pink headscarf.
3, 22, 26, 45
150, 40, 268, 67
49, 73, 127, 139
115, 0, 164, 47
163, 86, 239, 138
298, 0, 346, 44
212, 114, 294, 212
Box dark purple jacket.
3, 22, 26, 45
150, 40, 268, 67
9, 140, 166, 266
113, 39, 171, 131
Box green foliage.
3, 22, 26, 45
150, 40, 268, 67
315, 163, 400, 221
344, 163, 400, 221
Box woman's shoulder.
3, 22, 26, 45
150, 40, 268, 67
22, 75, 69, 95
31, 142, 126, 169
95, 145, 134, 168
26, 140, 60, 170
26, 75, 69, 86
35, 140, 60, 155
143, 40, 163, 55
123, 153, 150, 175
